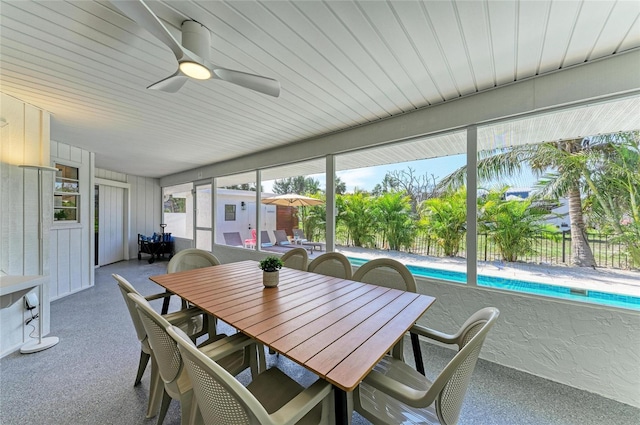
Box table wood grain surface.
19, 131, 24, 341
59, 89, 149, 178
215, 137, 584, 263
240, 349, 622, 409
150, 260, 435, 391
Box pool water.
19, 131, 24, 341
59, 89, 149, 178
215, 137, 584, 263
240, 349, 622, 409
347, 257, 640, 310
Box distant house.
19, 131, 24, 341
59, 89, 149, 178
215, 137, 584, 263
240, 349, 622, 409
504, 187, 570, 230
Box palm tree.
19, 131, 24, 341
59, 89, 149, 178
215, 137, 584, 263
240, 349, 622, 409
439, 138, 598, 267
419, 188, 467, 257
374, 191, 416, 251
582, 131, 640, 266
337, 192, 377, 247
479, 188, 559, 262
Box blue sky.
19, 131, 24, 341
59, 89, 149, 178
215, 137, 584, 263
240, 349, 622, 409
263, 154, 537, 194
336, 154, 537, 193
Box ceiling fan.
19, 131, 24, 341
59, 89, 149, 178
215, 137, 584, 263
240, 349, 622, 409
112, 0, 280, 97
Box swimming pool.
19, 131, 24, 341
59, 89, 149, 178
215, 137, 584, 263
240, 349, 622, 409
347, 257, 640, 310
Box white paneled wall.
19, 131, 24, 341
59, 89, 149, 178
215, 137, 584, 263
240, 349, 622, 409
49, 141, 94, 301
128, 175, 162, 259
0, 93, 53, 356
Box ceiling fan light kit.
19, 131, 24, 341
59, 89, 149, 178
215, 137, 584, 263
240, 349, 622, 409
112, 0, 280, 97
179, 61, 211, 80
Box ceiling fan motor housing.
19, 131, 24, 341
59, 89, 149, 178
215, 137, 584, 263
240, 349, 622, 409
181, 20, 211, 60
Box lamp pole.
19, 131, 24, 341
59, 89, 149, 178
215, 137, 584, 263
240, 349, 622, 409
19, 164, 60, 353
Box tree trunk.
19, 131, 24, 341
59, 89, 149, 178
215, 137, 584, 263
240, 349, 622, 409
567, 186, 597, 267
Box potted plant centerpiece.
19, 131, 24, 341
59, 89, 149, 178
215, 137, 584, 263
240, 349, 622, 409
259, 256, 283, 287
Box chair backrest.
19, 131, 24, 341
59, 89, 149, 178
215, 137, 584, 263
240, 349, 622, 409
280, 248, 308, 271
113, 274, 148, 346
128, 292, 183, 396
223, 232, 244, 247
273, 229, 292, 246
249, 229, 257, 241
169, 325, 273, 425
167, 248, 221, 273
292, 229, 306, 240
352, 258, 417, 292
307, 252, 353, 279
260, 231, 273, 247
429, 307, 500, 425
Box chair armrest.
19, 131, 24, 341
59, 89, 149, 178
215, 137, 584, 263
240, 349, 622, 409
410, 323, 458, 345
270, 379, 332, 425
144, 291, 172, 302
202, 333, 256, 361
164, 306, 203, 324
361, 369, 432, 409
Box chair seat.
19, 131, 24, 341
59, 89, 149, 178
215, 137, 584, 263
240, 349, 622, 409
247, 368, 323, 425
358, 356, 440, 425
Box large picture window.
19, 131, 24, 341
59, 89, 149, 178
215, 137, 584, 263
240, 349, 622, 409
215, 172, 257, 249
163, 183, 193, 239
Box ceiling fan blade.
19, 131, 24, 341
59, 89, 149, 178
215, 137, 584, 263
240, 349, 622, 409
213, 68, 281, 97
147, 69, 189, 93
112, 0, 185, 61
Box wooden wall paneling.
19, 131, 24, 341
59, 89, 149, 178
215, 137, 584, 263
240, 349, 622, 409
129, 175, 139, 258
56, 230, 70, 296
1, 95, 25, 275
69, 145, 82, 163
49, 231, 59, 299
56, 142, 70, 161
69, 227, 82, 292
145, 177, 155, 234
22, 168, 39, 275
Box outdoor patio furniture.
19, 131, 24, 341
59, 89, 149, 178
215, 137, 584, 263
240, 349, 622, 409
307, 252, 352, 279
302, 241, 325, 254
353, 307, 500, 425
114, 274, 204, 418
165, 248, 221, 334
258, 230, 273, 248
223, 232, 244, 247
352, 257, 424, 374
244, 229, 257, 249
292, 228, 308, 243
281, 247, 308, 271
170, 325, 333, 425
130, 292, 263, 425
273, 229, 295, 247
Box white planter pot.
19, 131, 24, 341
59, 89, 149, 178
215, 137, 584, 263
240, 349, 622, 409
263, 270, 279, 287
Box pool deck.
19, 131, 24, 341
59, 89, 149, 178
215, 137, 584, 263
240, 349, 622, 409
336, 246, 640, 298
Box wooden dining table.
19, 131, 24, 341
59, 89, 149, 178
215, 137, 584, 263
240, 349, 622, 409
150, 259, 436, 425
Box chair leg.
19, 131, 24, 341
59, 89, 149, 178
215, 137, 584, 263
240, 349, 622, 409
135, 351, 151, 386
410, 332, 425, 376
161, 290, 172, 314
147, 358, 163, 418
156, 389, 171, 425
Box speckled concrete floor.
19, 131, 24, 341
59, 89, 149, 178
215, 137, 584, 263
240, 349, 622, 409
1, 259, 638, 425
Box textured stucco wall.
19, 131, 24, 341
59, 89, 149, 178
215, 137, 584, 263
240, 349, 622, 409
414, 278, 640, 408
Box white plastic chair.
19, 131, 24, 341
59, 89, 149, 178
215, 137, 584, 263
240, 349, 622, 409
169, 325, 334, 425
129, 292, 264, 425
353, 307, 500, 425
165, 249, 222, 335
167, 248, 221, 273
307, 252, 353, 279
281, 247, 309, 271
113, 274, 204, 418
352, 258, 423, 371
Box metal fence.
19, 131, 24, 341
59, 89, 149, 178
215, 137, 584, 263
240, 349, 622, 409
339, 230, 634, 270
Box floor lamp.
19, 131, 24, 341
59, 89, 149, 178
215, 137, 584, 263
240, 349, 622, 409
19, 164, 60, 353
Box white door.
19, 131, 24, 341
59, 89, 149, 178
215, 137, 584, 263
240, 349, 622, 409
98, 185, 125, 265
195, 182, 212, 251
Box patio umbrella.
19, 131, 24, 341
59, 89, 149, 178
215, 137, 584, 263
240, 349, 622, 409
261, 193, 324, 207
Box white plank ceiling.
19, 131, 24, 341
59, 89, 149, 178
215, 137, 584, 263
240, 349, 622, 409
1, 0, 639, 178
